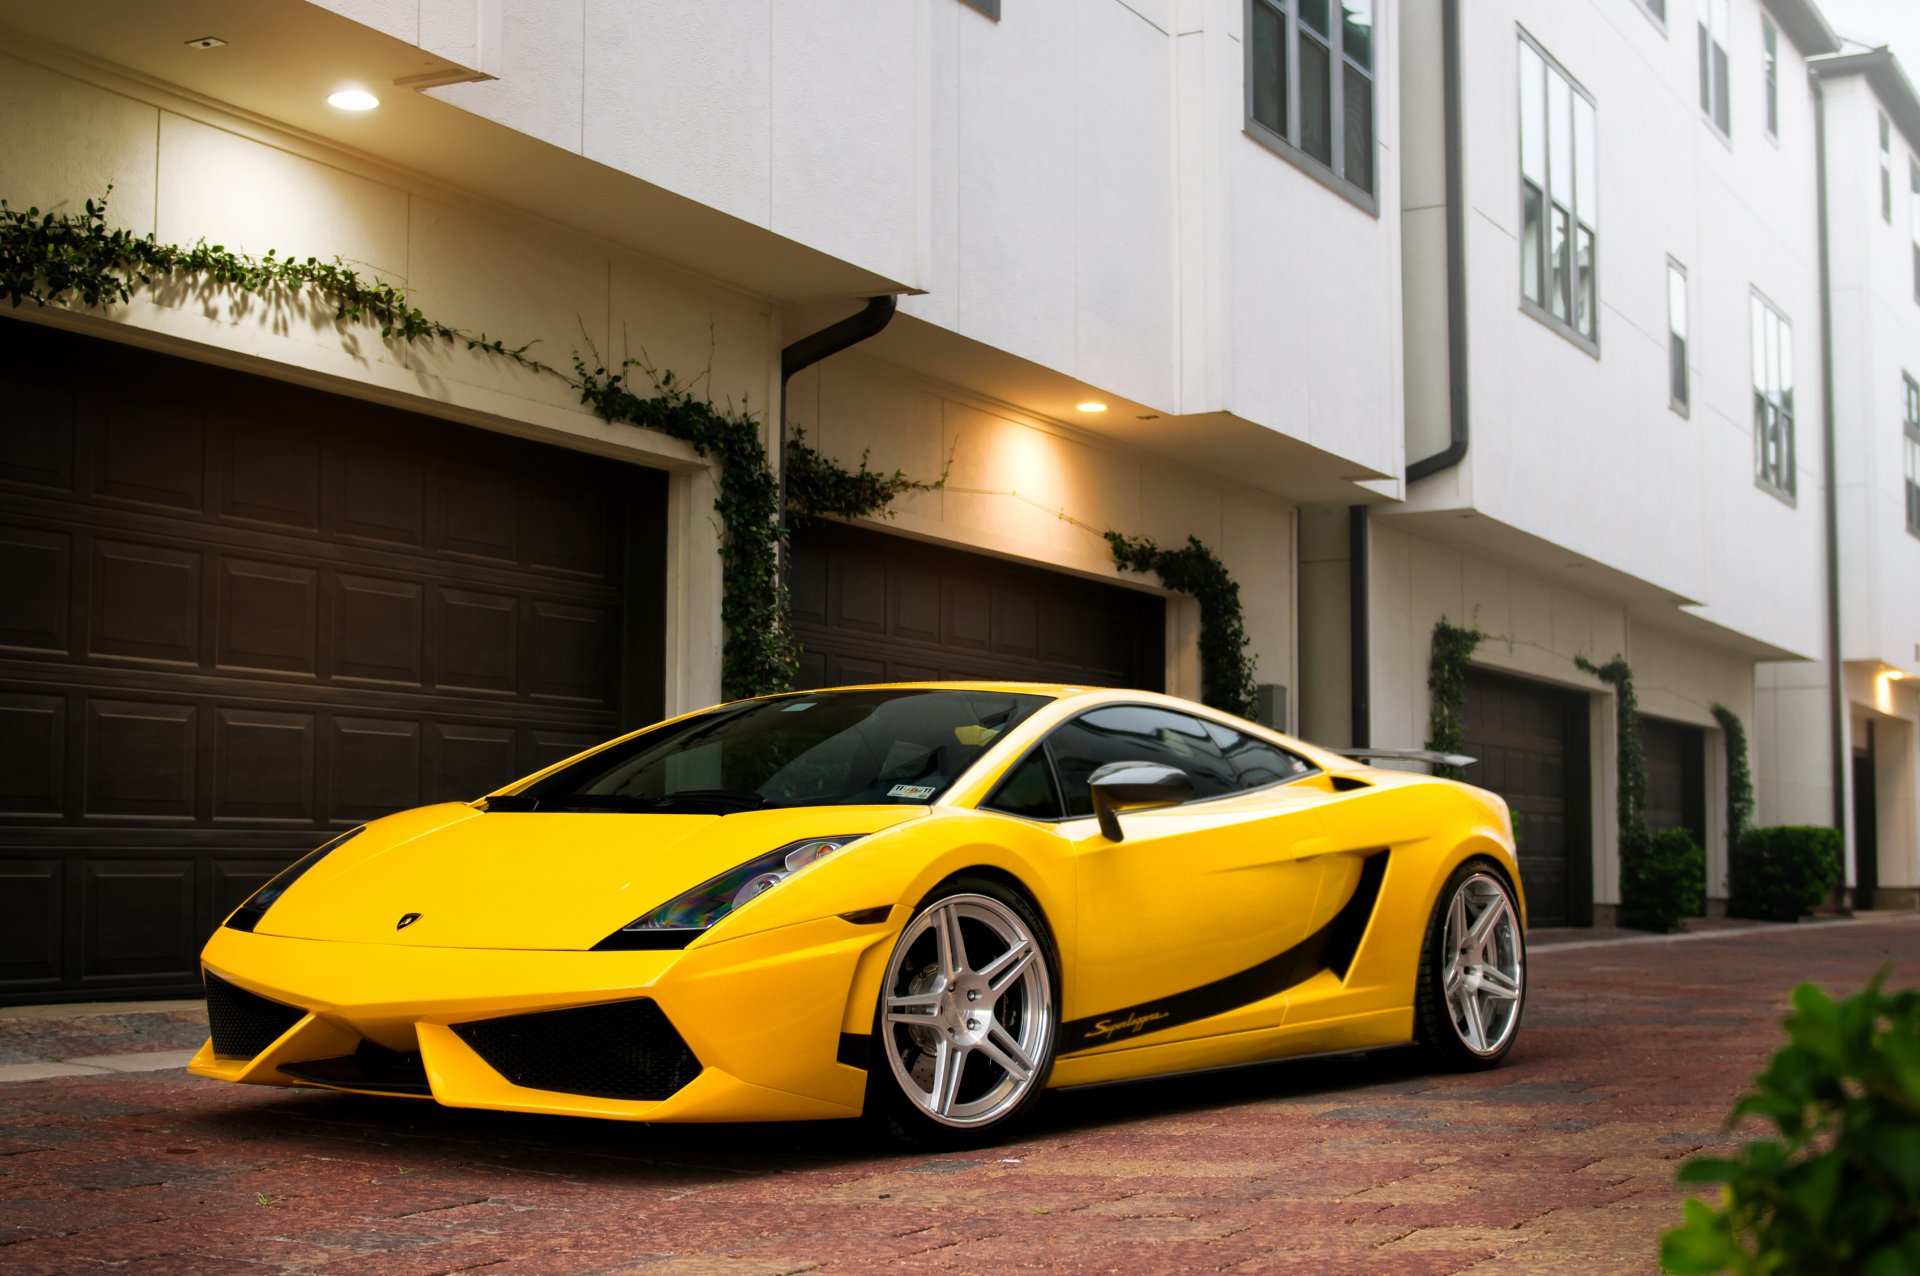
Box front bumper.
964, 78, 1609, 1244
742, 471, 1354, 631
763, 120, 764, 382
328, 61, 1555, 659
189, 912, 899, 1123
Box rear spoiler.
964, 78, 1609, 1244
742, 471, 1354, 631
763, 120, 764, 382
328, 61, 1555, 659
1330, 747, 1477, 771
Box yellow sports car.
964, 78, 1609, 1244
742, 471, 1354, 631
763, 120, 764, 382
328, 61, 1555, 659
191, 682, 1526, 1146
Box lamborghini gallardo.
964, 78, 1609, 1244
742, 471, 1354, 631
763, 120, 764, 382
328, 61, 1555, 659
192, 683, 1527, 1145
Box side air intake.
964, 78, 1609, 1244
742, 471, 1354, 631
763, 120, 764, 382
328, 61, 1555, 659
204, 971, 305, 1060
452, 999, 702, 1102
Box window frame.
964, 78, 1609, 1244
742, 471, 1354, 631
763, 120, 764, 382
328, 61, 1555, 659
1517, 28, 1601, 356
1698, 0, 1732, 142
1911, 157, 1920, 306
1761, 17, 1778, 142
1668, 256, 1690, 417
979, 702, 1323, 825
1243, 0, 1382, 215
1750, 288, 1797, 504
1882, 114, 1895, 223
1904, 372, 1920, 538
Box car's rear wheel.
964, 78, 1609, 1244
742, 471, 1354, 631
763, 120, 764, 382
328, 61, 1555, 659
867, 877, 1058, 1147
1413, 859, 1526, 1069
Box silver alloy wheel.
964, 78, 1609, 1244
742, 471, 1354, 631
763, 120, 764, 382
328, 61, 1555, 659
1442, 873, 1524, 1056
880, 893, 1052, 1129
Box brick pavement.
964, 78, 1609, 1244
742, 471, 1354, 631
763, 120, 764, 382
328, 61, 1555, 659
0, 915, 1915, 1274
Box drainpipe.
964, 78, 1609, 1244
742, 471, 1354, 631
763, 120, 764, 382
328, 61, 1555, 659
1349, 504, 1371, 747
777, 295, 899, 576
1810, 76, 1850, 840
1406, 0, 1469, 482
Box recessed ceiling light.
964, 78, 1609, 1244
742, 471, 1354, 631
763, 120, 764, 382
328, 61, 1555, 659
1076, 401, 1107, 414
185, 36, 226, 50
327, 88, 381, 111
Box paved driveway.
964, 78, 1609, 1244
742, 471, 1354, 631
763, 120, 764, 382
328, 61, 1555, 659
2, 916, 1916, 1274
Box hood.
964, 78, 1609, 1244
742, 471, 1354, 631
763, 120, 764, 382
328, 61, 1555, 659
256, 802, 925, 950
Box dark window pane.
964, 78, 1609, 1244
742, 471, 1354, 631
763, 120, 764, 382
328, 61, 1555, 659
984, 749, 1062, 820
1251, 1, 1286, 136
1299, 0, 1330, 37
1575, 224, 1595, 337
1698, 26, 1712, 115
1341, 0, 1373, 70
1046, 705, 1238, 818
1713, 45, 1730, 133
1299, 31, 1333, 165
1522, 184, 1544, 304
1343, 65, 1373, 193
1195, 720, 1315, 790
1649, 0, 1665, 19
1550, 206, 1571, 320
1671, 335, 1688, 409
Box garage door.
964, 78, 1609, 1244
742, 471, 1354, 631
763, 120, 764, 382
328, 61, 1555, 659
0, 322, 665, 1004
789, 523, 1165, 692
1642, 716, 1707, 914
1460, 669, 1592, 927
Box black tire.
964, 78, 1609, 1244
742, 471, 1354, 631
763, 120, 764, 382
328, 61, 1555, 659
1413, 857, 1527, 1071
865, 875, 1060, 1149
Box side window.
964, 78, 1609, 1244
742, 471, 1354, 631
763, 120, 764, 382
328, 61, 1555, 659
983, 749, 1063, 821
1195, 719, 1317, 790
1046, 706, 1239, 818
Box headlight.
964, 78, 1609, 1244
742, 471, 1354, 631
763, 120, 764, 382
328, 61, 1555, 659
223, 827, 364, 933
592, 836, 862, 951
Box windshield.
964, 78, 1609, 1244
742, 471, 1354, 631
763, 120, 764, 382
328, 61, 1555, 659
497, 689, 1050, 813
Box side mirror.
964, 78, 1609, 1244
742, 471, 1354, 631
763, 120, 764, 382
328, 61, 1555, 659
1087, 761, 1195, 842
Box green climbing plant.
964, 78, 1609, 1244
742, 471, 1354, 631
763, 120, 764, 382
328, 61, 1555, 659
1712, 703, 1755, 849
1105, 532, 1258, 719
1425, 617, 1485, 780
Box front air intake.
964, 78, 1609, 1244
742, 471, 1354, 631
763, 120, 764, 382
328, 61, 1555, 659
204, 971, 305, 1060
451, 998, 702, 1102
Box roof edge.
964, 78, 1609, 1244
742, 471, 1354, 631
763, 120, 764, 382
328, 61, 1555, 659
1763, 0, 1842, 56
1813, 46, 1920, 156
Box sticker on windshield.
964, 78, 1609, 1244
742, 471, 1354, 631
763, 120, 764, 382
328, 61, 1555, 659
781, 701, 816, 712
888, 784, 937, 800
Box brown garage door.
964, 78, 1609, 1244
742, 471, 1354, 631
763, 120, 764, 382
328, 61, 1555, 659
1460, 669, 1592, 927
1642, 715, 1707, 914
790, 523, 1165, 691
0, 322, 665, 1004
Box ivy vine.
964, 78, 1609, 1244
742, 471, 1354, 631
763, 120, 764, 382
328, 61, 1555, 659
1425, 617, 1485, 780
5, 191, 1261, 708
0, 191, 938, 700
1576, 654, 1648, 847
1712, 702, 1755, 849
1105, 532, 1257, 719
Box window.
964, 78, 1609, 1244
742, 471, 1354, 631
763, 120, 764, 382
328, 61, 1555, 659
958, 0, 1000, 18
1905, 374, 1920, 536
1699, 0, 1730, 137
1635, 0, 1667, 26
1246, 0, 1378, 204
984, 749, 1063, 820
1762, 19, 1778, 139
1668, 259, 1689, 414
1751, 293, 1795, 499
1882, 115, 1894, 222
1519, 33, 1599, 347
1912, 159, 1920, 305
1037, 704, 1315, 820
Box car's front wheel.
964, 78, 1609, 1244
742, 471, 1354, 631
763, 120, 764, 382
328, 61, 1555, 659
1413, 859, 1527, 1069
867, 877, 1058, 1147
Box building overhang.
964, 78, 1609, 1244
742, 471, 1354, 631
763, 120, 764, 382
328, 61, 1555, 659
839, 312, 1396, 507
1762, 0, 1842, 58
0, 0, 907, 306
1375, 507, 1813, 664
1812, 47, 1920, 155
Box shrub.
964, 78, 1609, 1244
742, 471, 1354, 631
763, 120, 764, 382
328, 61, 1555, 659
1729, 826, 1842, 922
1660, 972, 1920, 1275
1621, 826, 1706, 932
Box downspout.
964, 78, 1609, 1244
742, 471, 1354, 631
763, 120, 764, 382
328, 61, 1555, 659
776, 295, 899, 575
1406, 0, 1470, 482
1810, 75, 1850, 840
1349, 505, 1371, 747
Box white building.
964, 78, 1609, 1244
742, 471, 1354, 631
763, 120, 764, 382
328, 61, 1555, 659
0, 0, 1403, 1001
0, 0, 1913, 1005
